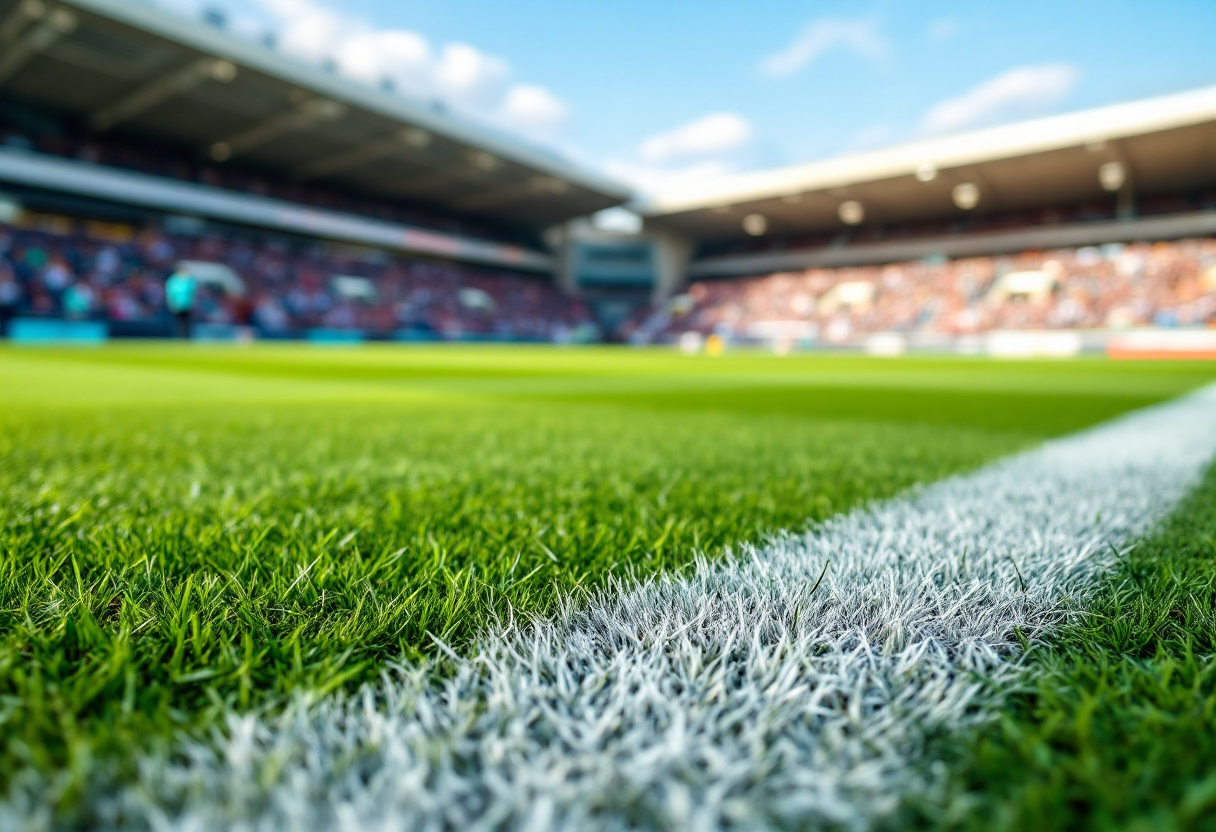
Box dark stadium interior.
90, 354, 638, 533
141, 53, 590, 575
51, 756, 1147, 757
0, 100, 542, 248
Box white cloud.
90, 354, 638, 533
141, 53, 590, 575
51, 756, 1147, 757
921, 63, 1079, 134
194, 0, 572, 142
614, 112, 755, 196
761, 18, 887, 78
639, 113, 753, 164
591, 207, 643, 234
433, 43, 510, 110
333, 30, 432, 97
605, 159, 736, 197
500, 84, 569, 138
258, 0, 347, 61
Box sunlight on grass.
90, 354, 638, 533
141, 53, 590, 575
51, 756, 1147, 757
1, 344, 1214, 820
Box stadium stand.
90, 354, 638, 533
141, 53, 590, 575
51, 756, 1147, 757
1, 0, 1215, 347
0, 211, 595, 340
0, 0, 626, 342
625, 86, 1216, 351
624, 239, 1216, 347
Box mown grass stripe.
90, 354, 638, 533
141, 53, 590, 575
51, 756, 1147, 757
27, 384, 1210, 832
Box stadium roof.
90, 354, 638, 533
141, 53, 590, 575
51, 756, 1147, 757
643, 86, 1216, 241
0, 0, 631, 229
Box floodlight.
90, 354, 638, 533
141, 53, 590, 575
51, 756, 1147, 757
209, 60, 237, 83
401, 127, 431, 149
209, 142, 232, 162
838, 200, 864, 225
1098, 161, 1126, 192
468, 151, 498, 171
532, 176, 569, 194
915, 162, 937, 182
742, 213, 768, 236
304, 99, 345, 121
48, 7, 75, 32
952, 182, 980, 210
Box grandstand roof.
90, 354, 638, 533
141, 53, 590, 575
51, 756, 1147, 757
643, 86, 1216, 241
0, 0, 630, 229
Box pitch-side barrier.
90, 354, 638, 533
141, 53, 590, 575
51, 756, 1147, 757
675, 326, 1216, 359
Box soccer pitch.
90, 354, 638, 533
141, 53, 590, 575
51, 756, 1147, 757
2, 344, 1216, 830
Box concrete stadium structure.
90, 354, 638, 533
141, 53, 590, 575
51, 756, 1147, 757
640, 85, 1216, 287
1, 0, 1215, 336
0, 0, 628, 274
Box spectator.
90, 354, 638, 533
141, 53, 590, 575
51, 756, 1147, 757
630, 238, 1216, 344
165, 265, 198, 338
0, 212, 594, 340
0, 262, 19, 335
62, 282, 94, 319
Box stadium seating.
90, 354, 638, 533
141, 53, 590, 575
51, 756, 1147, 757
0, 213, 594, 341
4, 109, 1216, 347
628, 238, 1216, 344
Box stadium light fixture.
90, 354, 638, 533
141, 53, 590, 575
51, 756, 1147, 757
91, 57, 239, 132
742, 213, 768, 236
468, 151, 499, 172
952, 182, 980, 210
401, 127, 431, 149
292, 127, 432, 180
0, 0, 46, 46
531, 176, 569, 194
915, 162, 937, 182
303, 99, 345, 121
209, 60, 238, 83
1098, 161, 1126, 192
210, 98, 345, 161
838, 200, 865, 225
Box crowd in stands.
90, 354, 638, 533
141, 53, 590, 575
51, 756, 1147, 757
0, 212, 594, 341
627, 238, 1216, 344
0, 104, 538, 249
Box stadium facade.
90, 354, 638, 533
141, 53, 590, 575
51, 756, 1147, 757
1, 0, 1215, 348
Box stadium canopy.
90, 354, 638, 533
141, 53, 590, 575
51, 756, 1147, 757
0, 0, 630, 229
641, 86, 1216, 241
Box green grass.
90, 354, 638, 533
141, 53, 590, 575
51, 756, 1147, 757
1, 344, 1214, 819
909, 460, 1216, 832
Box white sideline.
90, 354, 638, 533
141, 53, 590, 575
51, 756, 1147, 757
18, 387, 1216, 831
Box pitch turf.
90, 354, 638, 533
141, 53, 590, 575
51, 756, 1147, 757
917, 462, 1216, 832
1, 344, 1214, 826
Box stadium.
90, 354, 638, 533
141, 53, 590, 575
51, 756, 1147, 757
1, 1, 1216, 830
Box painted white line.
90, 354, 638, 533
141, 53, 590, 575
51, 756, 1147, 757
25, 387, 1216, 831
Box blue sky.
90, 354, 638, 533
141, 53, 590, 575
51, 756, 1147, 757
173, 0, 1216, 194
